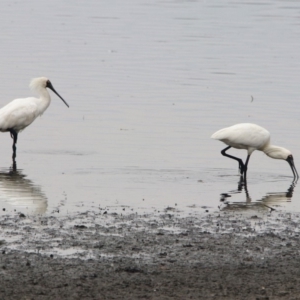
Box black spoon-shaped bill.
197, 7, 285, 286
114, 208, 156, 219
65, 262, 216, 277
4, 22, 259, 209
287, 155, 299, 180
46, 80, 69, 108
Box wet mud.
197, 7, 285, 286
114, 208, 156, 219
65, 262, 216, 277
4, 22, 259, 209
1, 208, 300, 299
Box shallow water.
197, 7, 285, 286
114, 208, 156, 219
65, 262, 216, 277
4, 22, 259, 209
0, 0, 300, 215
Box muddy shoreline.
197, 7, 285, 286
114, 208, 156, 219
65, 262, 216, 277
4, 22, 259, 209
1, 209, 300, 299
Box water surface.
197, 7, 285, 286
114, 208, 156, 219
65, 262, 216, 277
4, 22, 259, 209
0, 0, 300, 215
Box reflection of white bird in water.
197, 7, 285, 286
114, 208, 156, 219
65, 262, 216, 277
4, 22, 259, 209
221, 179, 295, 212
0, 164, 47, 214
0, 77, 69, 162
211, 123, 298, 181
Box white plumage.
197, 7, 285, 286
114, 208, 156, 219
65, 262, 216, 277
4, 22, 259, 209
211, 123, 298, 180
0, 77, 69, 162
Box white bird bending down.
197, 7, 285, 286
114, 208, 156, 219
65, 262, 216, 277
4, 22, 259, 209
211, 123, 298, 181
0, 77, 69, 162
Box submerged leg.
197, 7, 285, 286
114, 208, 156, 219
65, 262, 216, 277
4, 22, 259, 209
221, 146, 246, 176
9, 129, 18, 162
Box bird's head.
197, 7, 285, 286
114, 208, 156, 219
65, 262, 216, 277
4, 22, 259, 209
29, 77, 49, 91
286, 154, 299, 180
29, 77, 69, 108
265, 146, 298, 180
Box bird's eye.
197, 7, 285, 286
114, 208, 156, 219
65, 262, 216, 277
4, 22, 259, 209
288, 155, 293, 159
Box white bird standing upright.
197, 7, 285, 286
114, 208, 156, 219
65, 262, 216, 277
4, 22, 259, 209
211, 123, 298, 181
0, 77, 69, 162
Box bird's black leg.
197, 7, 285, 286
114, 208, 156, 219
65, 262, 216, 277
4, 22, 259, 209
243, 155, 251, 181
9, 129, 18, 162
221, 146, 246, 176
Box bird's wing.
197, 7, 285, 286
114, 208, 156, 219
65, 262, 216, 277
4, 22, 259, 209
0, 98, 38, 132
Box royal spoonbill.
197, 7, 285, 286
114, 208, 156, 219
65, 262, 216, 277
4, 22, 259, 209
211, 123, 298, 180
0, 77, 69, 162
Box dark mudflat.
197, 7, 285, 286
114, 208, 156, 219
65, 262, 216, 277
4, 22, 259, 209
0, 209, 299, 299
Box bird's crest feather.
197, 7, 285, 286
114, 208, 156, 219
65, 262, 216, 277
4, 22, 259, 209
29, 77, 49, 92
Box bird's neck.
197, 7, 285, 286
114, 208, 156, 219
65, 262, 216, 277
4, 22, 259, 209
263, 144, 289, 160
37, 89, 51, 115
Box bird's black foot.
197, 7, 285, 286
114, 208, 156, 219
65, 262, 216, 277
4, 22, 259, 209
239, 162, 246, 175
238, 163, 248, 182
12, 160, 17, 171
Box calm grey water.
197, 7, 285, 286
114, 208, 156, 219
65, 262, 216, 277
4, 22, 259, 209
0, 0, 300, 215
